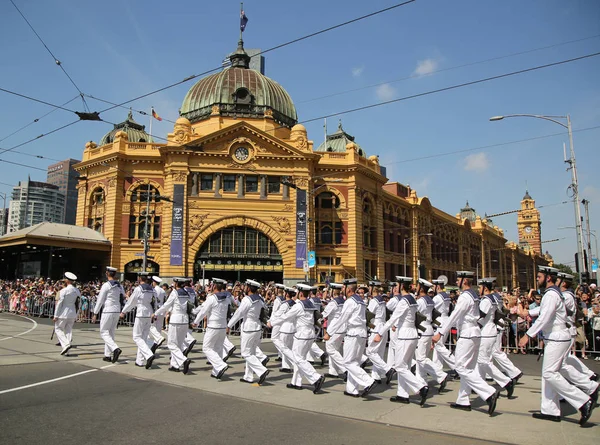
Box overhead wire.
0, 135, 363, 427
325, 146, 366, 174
84, 94, 177, 124
0, 87, 78, 113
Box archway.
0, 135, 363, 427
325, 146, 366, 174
124, 259, 160, 282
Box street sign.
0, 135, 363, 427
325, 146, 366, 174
134, 253, 144, 257
303, 261, 309, 273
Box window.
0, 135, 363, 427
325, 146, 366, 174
200, 174, 213, 191
245, 176, 258, 193
315, 192, 340, 209
223, 175, 236, 192
267, 176, 281, 193
258, 233, 269, 254
222, 230, 233, 253
88, 187, 105, 234
320, 223, 333, 244
131, 185, 160, 202
196, 226, 281, 259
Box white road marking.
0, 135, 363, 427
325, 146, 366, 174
0, 369, 97, 395
0, 314, 38, 342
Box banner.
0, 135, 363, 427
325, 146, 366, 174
593, 257, 598, 273
308, 250, 316, 268
170, 184, 184, 266
295, 189, 307, 268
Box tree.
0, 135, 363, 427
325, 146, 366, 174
553, 263, 579, 283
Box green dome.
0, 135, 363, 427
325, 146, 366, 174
315, 122, 366, 156
180, 42, 297, 128
99, 111, 152, 145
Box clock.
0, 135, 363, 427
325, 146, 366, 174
234, 146, 249, 162
524, 226, 533, 233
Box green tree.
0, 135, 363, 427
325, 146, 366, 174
553, 263, 579, 283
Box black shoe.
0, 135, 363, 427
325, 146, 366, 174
419, 386, 429, 407
385, 368, 396, 385
261, 357, 270, 367
102, 356, 112, 362
320, 353, 327, 367
324, 373, 339, 378
313, 375, 325, 394
224, 346, 236, 363
590, 387, 598, 407
514, 372, 524, 383
182, 358, 192, 375
55, 342, 61, 346
60, 345, 72, 356
486, 391, 499, 416
579, 399, 594, 426
216, 365, 229, 380
439, 375, 449, 392
156, 337, 165, 348
275, 356, 282, 362
145, 355, 155, 370
390, 396, 410, 404
411, 364, 416, 374
532, 412, 561, 422
590, 373, 598, 382
168, 366, 180, 372
449, 370, 460, 380
343, 371, 348, 383
240, 378, 253, 384
112, 348, 122, 363
504, 379, 515, 398
286, 383, 302, 390
151, 343, 159, 354
360, 360, 368, 369
344, 391, 360, 398
134, 363, 144, 367
361, 381, 378, 398
189, 339, 197, 351
450, 403, 472, 412
258, 369, 270, 385
182, 346, 191, 357
374, 379, 382, 385
280, 368, 293, 373
206, 361, 212, 365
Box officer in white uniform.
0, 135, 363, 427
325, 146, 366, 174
92, 266, 124, 363
192, 278, 233, 380
149, 276, 166, 352
431, 279, 456, 372
374, 276, 428, 405
153, 278, 192, 374
53, 272, 80, 355
269, 283, 325, 393
182, 278, 197, 357
365, 281, 395, 385
385, 279, 404, 367
327, 278, 376, 398
519, 266, 595, 425
432, 271, 499, 415
269, 286, 297, 373
322, 283, 347, 379
415, 278, 449, 392
227, 279, 269, 385
306, 292, 327, 366
121, 272, 157, 369
271, 283, 286, 364
490, 286, 523, 382
477, 278, 515, 397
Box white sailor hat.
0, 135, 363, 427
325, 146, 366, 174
418, 278, 433, 288
329, 283, 344, 289
172, 277, 187, 283
538, 265, 559, 276
106, 266, 118, 273
477, 277, 496, 286
368, 280, 382, 287
456, 271, 475, 278
431, 279, 445, 285
64, 272, 77, 281
557, 272, 574, 280
284, 286, 297, 295
343, 278, 358, 285
245, 279, 261, 288
274, 283, 286, 289
152, 276, 162, 283
212, 278, 227, 284
296, 283, 315, 291
395, 276, 413, 283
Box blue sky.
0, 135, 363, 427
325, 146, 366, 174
1, 0, 599, 267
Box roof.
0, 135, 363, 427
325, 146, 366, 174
314, 122, 366, 156
0, 222, 111, 251
523, 190, 532, 200
99, 111, 152, 145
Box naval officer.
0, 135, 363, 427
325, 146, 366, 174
322, 283, 347, 379
149, 276, 166, 353
53, 272, 81, 356
365, 281, 395, 385
92, 266, 124, 363
269, 286, 298, 373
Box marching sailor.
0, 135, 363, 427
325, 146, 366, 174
153, 277, 192, 374
92, 266, 124, 363
490, 285, 523, 383
271, 283, 286, 364
365, 281, 395, 385
53, 272, 81, 356
120, 272, 157, 369
385, 280, 403, 367
432, 271, 499, 415
322, 283, 347, 379
227, 279, 269, 385
307, 292, 327, 366
519, 266, 595, 425
269, 286, 298, 373
431, 279, 456, 372
149, 276, 166, 353
373, 276, 428, 406
182, 278, 197, 357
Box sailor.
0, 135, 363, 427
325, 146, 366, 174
153, 277, 192, 374
92, 266, 124, 363
271, 283, 286, 363
182, 278, 197, 357
519, 266, 595, 424
415, 278, 449, 392
192, 278, 233, 380
373, 276, 428, 406
53, 272, 81, 356
149, 276, 166, 353
269, 286, 298, 373
365, 281, 395, 385
322, 283, 347, 379
268, 283, 325, 393
120, 272, 157, 369
385, 280, 403, 367
306, 291, 327, 366
431, 279, 456, 372
477, 278, 515, 397
227, 279, 269, 385
432, 271, 499, 415
327, 278, 376, 398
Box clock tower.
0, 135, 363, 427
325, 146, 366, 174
517, 190, 542, 254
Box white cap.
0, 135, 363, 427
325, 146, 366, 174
212, 278, 227, 284
245, 279, 261, 288
456, 271, 475, 278
152, 276, 162, 283
296, 283, 315, 291
329, 283, 344, 289
418, 278, 433, 288
275, 283, 286, 289
395, 276, 413, 283
284, 286, 297, 295
106, 266, 118, 273
64, 272, 77, 281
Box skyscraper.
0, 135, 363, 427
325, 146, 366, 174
8, 179, 66, 231
47, 158, 80, 225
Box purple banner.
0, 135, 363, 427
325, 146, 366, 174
170, 184, 184, 266
295, 188, 307, 268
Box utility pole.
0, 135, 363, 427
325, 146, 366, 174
142, 183, 152, 273
582, 198, 592, 275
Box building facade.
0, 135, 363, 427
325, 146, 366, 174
47, 158, 80, 225
8, 180, 66, 232
74, 40, 548, 288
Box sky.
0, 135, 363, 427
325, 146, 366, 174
0, 0, 599, 267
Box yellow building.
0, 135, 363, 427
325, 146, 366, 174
74, 40, 548, 288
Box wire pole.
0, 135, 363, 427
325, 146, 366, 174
142, 183, 151, 272
582, 198, 592, 277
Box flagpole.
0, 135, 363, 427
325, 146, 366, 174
149, 108, 153, 143
240, 3, 243, 42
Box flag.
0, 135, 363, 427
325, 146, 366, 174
240, 10, 248, 32
151, 107, 162, 121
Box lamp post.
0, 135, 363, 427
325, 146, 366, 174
403, 233, 432, 277
490, 113, 586, 283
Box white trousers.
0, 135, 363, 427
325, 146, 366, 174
478, 335, 510, 387
132, 318, 154, 365
203, 327, 227, 375
307, 341, 325, 361
326, 333, 346, 376
566, 337, 594, 377
240, 330, 267, 381
167, 323, 188, 368
55, 318, 75, 349
393, 337, 427, 398
540, 339, 590, 416
343, 335, 374, 395
492, 331, 522, 379
291, 337, 320, 386
454, 337, 496, 405
222, 335, 235, 359
184, 330, 195, 347
366, 329, 389, 380
256, 345, 267, 362
416, 334, 447, 384
272, 333, 294, 370
386, 328, 399, 367
432, 327, 455, 369
99, 312, 119, 356
149, 314, 165, 344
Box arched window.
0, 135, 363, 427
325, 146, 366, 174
363, 198, 376, 248
87, 187, 105, 233
128, 184, 162, 240
315, 191, 340, 209
130, 184, 160, 203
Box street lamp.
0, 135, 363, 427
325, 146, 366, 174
403, 233, 432, 277
490, 113, 586, 283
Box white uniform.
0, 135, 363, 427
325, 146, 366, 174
306, 296, 326, 362
365, 295, 391, 380
93, 280, 124, 357
416, 295, 448, 384
269, 295, 293, 370
527, 286, 591, 416
322, 296, 347, 377
490, 292, 522, 379
378, 294, 427, 398
122, 283, 156, 366
54, 284, 81, 350
227, 294, 268, 382
155, 288, 190, 369
193, 291, 233, 376
478, 294, 511, 388
149, 285, 166, 344
432, 291, 456, 369
328, 294, 374, 395
183, 286, 197, 349
437, 288, 496, 406
385, 295, 401, 367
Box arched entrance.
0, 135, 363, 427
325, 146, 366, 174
195, 226, 283, 283
124, 259, 160, 282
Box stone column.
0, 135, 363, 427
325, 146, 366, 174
283, 183, 289, 200
260, 175, 267, 200
214, 173, 222, 198
191, 173, 198, 196
237, 175, 244, 198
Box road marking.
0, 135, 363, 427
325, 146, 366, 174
0, 369, 97, 395
0, 314, 38, 342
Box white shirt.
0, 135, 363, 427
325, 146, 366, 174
193, 291, 233, 328
437, 288, 481, 339
54, 284, 81, 319
270, 299, 297, 335
327, 295, 367, 338
479, 294, 498, 337
271, 299, 317, 340
322, 296, 347, 334
153, 285, 166, 309
433, 292, 452, 317
227, 294, 265, 333
94, 280, 124, 314
155, 288, 190, 324
122, 283, 156, 318
367, 296, 387, 327
378, 294, 419, 340
526, 286, 570, 341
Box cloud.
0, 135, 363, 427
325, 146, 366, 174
413, 58, 439, 76
375, 83, 396, 101
463, 152, 490, 172
352, 66, 364, 77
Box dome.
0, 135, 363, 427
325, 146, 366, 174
180, 41, 297, 128
523, 189, 532, 200
99, 111, 151, 145
315, 122, 366, 157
